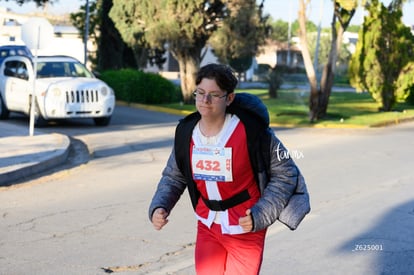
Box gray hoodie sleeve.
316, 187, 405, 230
250, 132, 300, 231
148, 148, 188, 221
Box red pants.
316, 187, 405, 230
195, 221, 267, 275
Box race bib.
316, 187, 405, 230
192, 146, 233, 182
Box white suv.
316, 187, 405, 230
0, 55, 115, 126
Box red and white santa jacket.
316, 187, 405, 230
191, 114, 261, 234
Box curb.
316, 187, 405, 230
0, 133, 71, 187
116, 101, 192, 116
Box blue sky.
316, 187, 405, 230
1, 0, 413, 28
0, 0, 83, 14
262, 0, 414, 27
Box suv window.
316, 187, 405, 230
4, 60, 29, 80
37, 60, 94, 78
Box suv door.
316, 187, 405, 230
3, 60, 30, 113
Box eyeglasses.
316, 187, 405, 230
193, 90, 227, 102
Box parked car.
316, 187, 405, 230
0, 45, 32, 64
0, 55, 115, 126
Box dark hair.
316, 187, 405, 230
195, 63, 238, 94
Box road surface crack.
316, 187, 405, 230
101, 242, 195, 273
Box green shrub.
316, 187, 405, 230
99, 69, 181, 104
334, 74, 350, 85
407, 86, 414, 105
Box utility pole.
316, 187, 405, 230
84, 0, 90, 65
287, 1, 292, 67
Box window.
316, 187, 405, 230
4, 60, 29, 80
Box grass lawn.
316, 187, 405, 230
145, 88, 414, 128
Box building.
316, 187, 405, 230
0, 6, 87, 65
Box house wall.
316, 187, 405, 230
147, 46, 219, 80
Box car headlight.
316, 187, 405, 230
101, 86, 108, 96
52, 87, 61, 96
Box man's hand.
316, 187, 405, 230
239, 209, 253, 232
151, 208, 169, 230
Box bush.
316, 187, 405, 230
99, 69, 181, 104
334, 74, 350, 85
407, 86, 414, 105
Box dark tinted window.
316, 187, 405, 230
4, 60, 29, 80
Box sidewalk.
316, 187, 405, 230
0, 122, 70, 187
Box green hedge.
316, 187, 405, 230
99, 69, 182, 104
407, 87, 414, 105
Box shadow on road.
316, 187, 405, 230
5, 136, 91, 186
91, 138, 174, 159
336, 199, 414, 274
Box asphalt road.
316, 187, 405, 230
0, 107, 413, 275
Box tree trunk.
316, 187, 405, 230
298, 0, 319, 122
267, 67, 283, 98
131, 46, 148, 69
268, 82, 278, 98
318, 16, 344, 118
311, 1, 354, 120
174, 50, 201, 104
179, 58, 198, 103
380, 88, 395, 111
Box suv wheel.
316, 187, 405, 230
31, 100, 48, 127
0, 94, 10, 119
93, 116, 111, 126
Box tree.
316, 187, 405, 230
5, 0, 52, 6
267, 66, 284, 98
209, 0, 268, 80
110, 0, 266, 103
298, 0, 356, 122
270, 19, 289, 42
347, 24, 360, 33
298, 0, 319, 119
110, 0, 229, 103
70, 0, 138, 70
70, 1, 100, 67
349, 0, 414, 111
308, 31, 351, 74
96, 0, 137, 70
107, 1, 152, 70
292, 19, 317, 36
